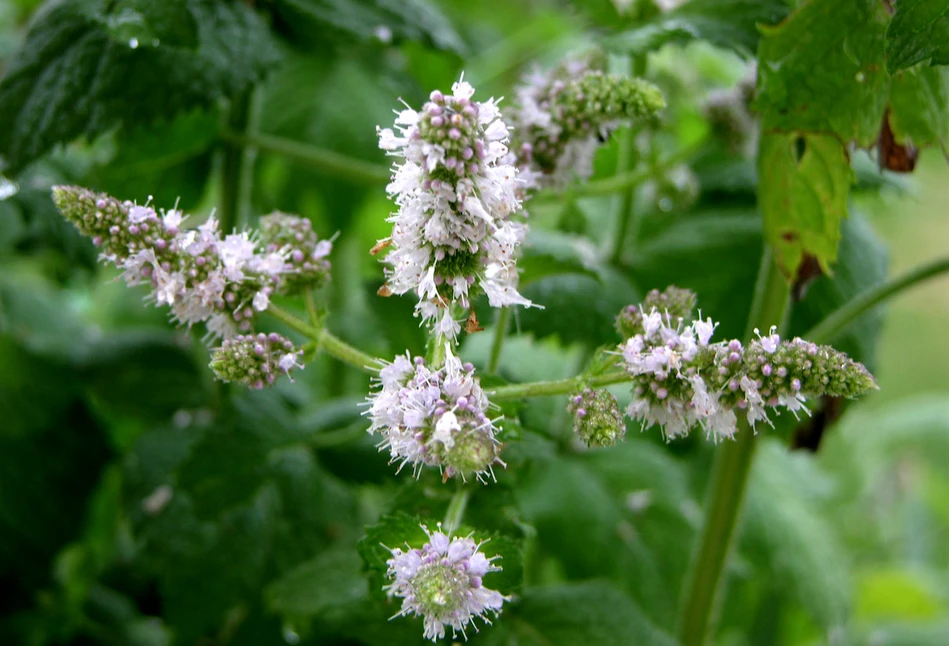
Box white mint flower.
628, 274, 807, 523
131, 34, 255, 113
386, 525, 507, 642
365, 346, 503, 481
376, 75, 533, 340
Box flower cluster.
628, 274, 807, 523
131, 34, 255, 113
209, 332, 303, 389
507, 54, 665, 189
365, 346, 502, 481
617, 288, 877, 441
568, 388, 627, 448
52, 187, 332, 340
376, 76, 531, 340
386, 525, 507, 642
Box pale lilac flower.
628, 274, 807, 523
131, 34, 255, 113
376, 75, 532, 340
365, 346, 503, 481
386, 525, 507, 642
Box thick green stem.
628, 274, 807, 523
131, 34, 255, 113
221, 130, 390, 185
676, 248, 791, 646
487, 307, 511, 375
443, 487, 471, 537
266, 304, 379, 373
804, 255, 949, 345
608, 55, 646, 264
488, 370, 630, 401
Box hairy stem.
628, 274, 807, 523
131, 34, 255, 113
487, 370, 630, 401
676, 248, 791, 646
487, 307, 511, 375
221, 130, 390, 185
266, 304, 379, 373
804, 254, 949, 344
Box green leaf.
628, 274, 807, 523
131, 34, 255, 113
0, 0, 278, 173
265, 546, 368, 619
742, 440, 852, 630
604, 0, 789, 57
889, 65, 949, 149
91, 109, 219, 209
271, 0, 464, 53
756, 0, 890, 147
885, 0, 949, 72
496, 582, 677, 646
758, 133, 854, 279
102, 0, 199, 49
357, 512, 429, 574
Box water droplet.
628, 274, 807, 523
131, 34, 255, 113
658, 197, 673, 212
129, 37, 139, 49
855, 71, 866, 83
0, 176, 19, 200
152, 39, 160, 47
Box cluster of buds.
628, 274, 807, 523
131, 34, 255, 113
52, 186, 324, 389
365, 346, 503, 481
209, 332, 303, 389
376, 76, 531, 341
617, 287, 877, 441
385, 525, 507, 642
568, 388, 627, 448
507, 53, 665, 190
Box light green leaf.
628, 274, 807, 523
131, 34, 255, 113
889, 65, 949, 149
756, 0, 890, 147
758, 132, 854, 279
885, 0, 949, 72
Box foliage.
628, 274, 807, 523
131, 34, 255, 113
1, 0, 949, 645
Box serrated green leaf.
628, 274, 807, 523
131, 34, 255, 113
496, 582, 677, 646
0, 0, 278, 173
758, 133, 853, 279
889, 65, 949, 149
358, 512, 429, 574
604, 0, 789, 57
885, 0, 949, 72
756, 0, 890, 147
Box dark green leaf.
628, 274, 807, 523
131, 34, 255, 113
102, 0, 199, 50
758, 133, 853, 279
265, 546, 368, 619
885, 0, 949, 72
497, 582, 677, 646
271, 0, 464, 53
605, 0, 789, 57
358, 512, 429, 574
0, 0, 278, 173
756, 0, 890, 147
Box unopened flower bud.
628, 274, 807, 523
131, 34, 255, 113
258, 211, 333, 294
616, 286, 697, 339
209, 332, 303, 388
568, 388, 626, 448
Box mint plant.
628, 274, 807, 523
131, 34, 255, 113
3, 1, 949, 645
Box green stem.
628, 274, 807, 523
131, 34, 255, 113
443, 487, 471, 537
804, 255, 949, 345
676, 248, 791, 646
609, 55, 646, 264
219, 89, 256, 232
488, 370, 630, 401
487, 307, 511, 375
266, 304, 379, 373
304, 289, 320, 328
221, 130, 390, 185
